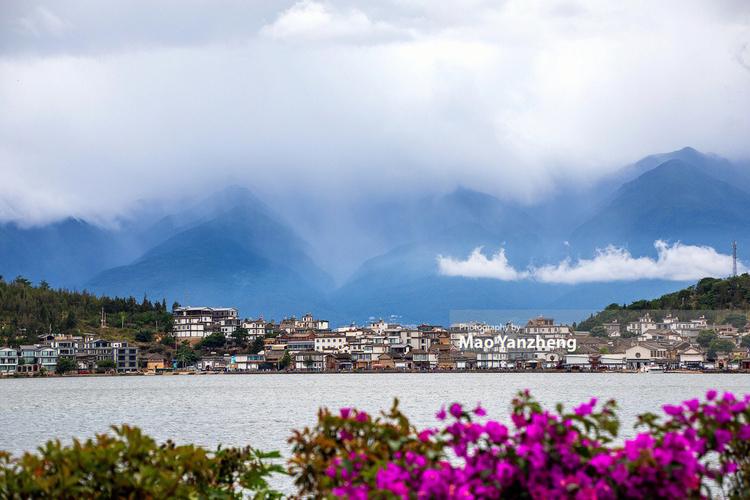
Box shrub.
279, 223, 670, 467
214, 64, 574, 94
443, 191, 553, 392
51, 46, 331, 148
290, 390, 750, 499
0, 426, 284, 499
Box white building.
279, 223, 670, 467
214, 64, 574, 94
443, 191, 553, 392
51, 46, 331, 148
523, 317, 572, 336
626, 314, 656, 336
172, 307, 239, 339
280, 313, 329, 333
314, 334, 348, 353
0, 347, 18, 374
241, 318, 266, 339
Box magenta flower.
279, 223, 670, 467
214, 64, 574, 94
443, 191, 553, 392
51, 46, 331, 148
355, 411, 369, 423
473, 404, 487, 417
436, 406, 447, 420
449, 403, 463, 419
663, 404, 683, 416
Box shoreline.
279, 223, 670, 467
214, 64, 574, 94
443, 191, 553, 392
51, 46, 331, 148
2, 369, 749, 379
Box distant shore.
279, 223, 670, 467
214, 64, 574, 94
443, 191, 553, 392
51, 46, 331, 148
3, 369, 750, 379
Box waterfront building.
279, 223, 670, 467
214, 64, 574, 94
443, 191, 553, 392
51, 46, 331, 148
0, 347, 18, 374
231, 353, 265, 371
294, 351, 326, 371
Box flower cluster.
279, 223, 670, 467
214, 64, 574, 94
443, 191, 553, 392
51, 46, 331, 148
289, 390, 750, 499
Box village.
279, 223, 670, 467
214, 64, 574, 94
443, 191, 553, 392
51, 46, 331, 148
1, 306, 750, 376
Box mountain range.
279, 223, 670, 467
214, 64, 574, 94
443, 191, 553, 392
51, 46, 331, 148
1, 147, 748, 325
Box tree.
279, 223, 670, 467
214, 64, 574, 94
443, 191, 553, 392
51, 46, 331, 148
709, 339, 735, 353
231, 328, 249, 347
135, 330, 154, 343
725, 313, 748, 331
741, 336, 750, 349
175, 343, 199, 368
160, 334, 176, 348
279, 351, 291, 370
55, 357, 77, 375
590, 326, 608, 338
250, 336, 265, 354
696, 330, 718, 349
199, 332, 226, 350
97, 359, 116, 371
64, 311, 78, 330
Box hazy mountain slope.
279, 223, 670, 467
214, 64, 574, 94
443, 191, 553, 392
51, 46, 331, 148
86, 187, 333, 320
0, 218, 135, 287
570, 159, 750, 255
331, 188, 547, 324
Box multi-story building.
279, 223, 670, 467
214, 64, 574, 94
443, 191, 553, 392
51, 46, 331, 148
522, 317, 572, 336
280, 313, 329, 333
294, 351, 326, 371
172, 307, 239, 339
0, 347, 18, 374
241, 318, 267, 340
114, 344, 139, 372
314, 334, 348, 353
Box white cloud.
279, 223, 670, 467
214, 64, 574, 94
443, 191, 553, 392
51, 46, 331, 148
0, 0, 749, 225
438, 241, 745, 283
15, 6, 70, 37
438, 247, 529, 280
534, 241, 745, 283
259, 1, 405, 42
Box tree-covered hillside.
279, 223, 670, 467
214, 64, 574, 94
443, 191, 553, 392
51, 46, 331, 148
578, 274, 750, 332
0, 276, 173, 345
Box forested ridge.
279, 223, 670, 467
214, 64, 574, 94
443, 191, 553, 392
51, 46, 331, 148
578, 274, 750, 332
0, 276, 173, 345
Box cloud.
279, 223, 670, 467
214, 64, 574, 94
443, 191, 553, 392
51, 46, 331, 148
438, 241, 745, 283
15, 6, 70, 37
0, 0, 749, 226
438, 247, 530, 280
259, 1, 406, 42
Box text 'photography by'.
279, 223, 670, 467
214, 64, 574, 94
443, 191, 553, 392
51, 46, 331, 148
1, 0, 750, 498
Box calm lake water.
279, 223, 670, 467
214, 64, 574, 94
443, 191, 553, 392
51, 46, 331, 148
2, 373, 749, 457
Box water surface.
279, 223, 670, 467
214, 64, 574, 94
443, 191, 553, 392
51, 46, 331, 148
2, 373, 748, 456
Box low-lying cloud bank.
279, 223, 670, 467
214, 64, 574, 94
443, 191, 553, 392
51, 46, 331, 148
437, 241, 745, 284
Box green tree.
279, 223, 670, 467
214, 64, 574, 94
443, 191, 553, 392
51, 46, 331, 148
160, 334, 176, 348
175, 343, 199, 368
200, 333, 226, 350
590, 326, 608, 338
250, 337, 265, 354
725, 313, 748, 331
741, 336, 750, 349
64, 311, 78, 330
96, 359, 115, 372
231, 328, 249, 347
55, 357, 77, 375
696, 330, 717, 349
135, 330, 154, 343
279, 351, 291, 370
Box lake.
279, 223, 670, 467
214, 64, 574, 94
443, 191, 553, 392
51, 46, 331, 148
2, 372, 749, 458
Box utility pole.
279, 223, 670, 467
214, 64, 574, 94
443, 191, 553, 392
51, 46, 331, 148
100, 307, 107, 328
732, 241, 738, 277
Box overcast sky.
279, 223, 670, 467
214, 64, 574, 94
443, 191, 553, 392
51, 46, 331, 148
1, 0, 750, 225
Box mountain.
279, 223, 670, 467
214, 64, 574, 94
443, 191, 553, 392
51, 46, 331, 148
0, 218, 137, 287
3, 148, 749, 326
85, 187, 333, 321
570, 158, 750, 255
330, 188, 549, 324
